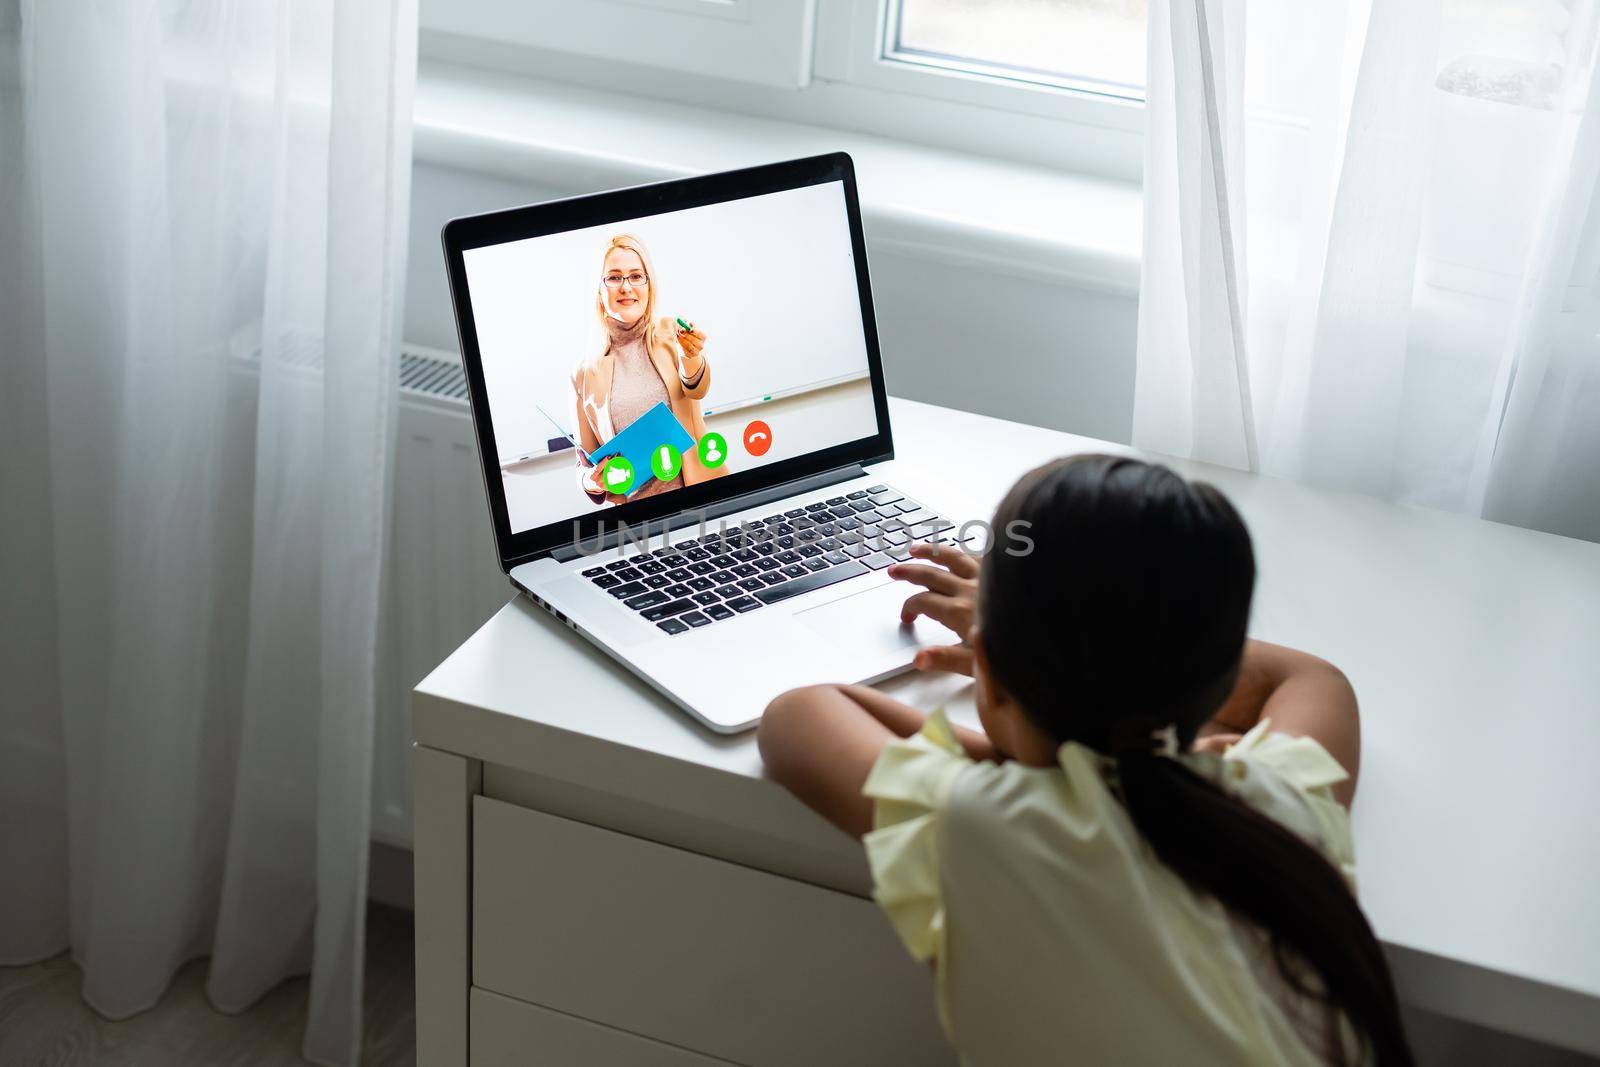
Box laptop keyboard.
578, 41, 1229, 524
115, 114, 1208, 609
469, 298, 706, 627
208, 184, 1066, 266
578, 484, 965, 635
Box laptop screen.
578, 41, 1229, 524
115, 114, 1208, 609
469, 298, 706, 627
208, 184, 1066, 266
460, 177, 881, 537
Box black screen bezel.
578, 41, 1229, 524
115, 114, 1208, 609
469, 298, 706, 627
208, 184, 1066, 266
441, 152, 893, 569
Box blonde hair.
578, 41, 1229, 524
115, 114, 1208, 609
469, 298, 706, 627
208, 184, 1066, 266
595, 233, 666, 360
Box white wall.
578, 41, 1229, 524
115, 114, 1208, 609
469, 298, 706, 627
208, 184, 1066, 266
405, 162, 1138, 445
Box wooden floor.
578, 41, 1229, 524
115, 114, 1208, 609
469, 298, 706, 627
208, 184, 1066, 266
0, 904, 416, 1067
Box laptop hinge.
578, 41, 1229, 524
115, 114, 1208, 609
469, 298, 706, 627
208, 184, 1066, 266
544, 463, 869, 563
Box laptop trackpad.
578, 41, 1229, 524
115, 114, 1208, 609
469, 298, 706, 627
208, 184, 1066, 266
795, 580, 948, 659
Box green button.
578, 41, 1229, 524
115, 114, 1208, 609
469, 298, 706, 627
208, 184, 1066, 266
601, 455, 635, 495
697, 432, 727, 469
649, 443, 683, 482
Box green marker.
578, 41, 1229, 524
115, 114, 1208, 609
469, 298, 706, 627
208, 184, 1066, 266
601, 455, 635, 495
697, 432, 727, 469
649, 443, 683, 482
675, 316, 693, 333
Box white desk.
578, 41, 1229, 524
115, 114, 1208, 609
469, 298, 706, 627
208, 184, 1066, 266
414, 398, 1600, 1065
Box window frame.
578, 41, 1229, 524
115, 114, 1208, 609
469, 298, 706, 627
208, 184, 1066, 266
812, 0, 1144, 131
421, 0, 820, 90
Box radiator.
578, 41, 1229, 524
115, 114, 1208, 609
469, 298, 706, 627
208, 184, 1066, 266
373, 344, 511, 847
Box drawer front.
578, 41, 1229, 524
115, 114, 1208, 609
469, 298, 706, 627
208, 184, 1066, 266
473, 797, 953, 1066
472, 987, 731, 1067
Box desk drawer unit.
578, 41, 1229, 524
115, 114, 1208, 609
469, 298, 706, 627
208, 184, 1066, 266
472, 987, 731, 1066
472, 796, 954, 1066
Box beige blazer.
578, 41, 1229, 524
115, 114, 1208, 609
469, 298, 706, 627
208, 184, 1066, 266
570, 316, 728, 501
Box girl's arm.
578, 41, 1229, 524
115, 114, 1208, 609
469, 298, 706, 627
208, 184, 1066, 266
758, 684, 997, 839
1202, 639, 1361, 806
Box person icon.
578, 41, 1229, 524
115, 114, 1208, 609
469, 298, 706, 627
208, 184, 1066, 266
698, 431, 727, 469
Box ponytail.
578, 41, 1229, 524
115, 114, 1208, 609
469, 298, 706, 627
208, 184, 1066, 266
1117, 752, 1412, 1066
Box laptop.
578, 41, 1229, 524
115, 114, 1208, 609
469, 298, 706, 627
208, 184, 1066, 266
442, 152, 960, 733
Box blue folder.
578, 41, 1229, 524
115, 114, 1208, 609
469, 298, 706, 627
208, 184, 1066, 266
587, 401, 695, 492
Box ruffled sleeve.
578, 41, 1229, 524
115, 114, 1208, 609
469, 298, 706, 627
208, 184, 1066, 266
860, 709, 972, 963
1223, 718, 1347, 791
1223, 718, 1356, 887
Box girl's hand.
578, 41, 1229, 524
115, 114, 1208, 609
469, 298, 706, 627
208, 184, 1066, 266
889, 541, 979, 675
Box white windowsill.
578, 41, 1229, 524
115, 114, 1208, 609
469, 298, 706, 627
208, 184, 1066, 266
413, 60, 1143, 297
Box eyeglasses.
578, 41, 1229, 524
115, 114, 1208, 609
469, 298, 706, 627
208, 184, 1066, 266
602, 272, 649, 289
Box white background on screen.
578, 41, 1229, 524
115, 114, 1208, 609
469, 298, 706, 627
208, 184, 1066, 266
463, 180, 872, 463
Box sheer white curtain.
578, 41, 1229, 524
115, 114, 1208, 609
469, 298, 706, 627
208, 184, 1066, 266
1137, 0, 1600, 542
0, 2, 416, 1064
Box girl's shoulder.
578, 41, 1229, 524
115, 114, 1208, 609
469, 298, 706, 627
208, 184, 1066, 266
864, 711, 1140, 854
1200, 720, 1356, 883
859, 711, 1121, 959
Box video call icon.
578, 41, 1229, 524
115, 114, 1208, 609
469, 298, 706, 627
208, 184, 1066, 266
602, 455, 635, 495
742, 420, 772, 457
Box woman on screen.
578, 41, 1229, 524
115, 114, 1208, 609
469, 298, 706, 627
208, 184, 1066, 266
570, 233, 727, 503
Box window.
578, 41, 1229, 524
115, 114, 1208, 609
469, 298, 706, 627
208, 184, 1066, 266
887, 0, 1147, 99
421, 0, 1148, 179
812, 0, 1144, 133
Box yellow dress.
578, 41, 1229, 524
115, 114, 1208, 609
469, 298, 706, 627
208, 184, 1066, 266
862, 712, 1356, 1066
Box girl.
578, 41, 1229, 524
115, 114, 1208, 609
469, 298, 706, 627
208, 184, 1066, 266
758, 454, 1411, 1065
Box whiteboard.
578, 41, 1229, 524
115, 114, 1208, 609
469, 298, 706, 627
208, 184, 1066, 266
464, 180, 872, 463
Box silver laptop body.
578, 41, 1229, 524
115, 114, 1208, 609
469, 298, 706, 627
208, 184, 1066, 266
442, 153, 959, 732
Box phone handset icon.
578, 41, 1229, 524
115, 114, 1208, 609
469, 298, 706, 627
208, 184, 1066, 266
742, 420, 772, 457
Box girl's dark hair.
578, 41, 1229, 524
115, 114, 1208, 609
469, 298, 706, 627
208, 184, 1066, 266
979, 454, 1411, 1067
